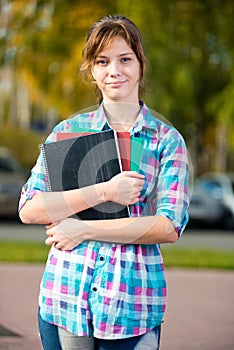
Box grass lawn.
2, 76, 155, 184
161, 246, 234, 270
0, 241, 50, 263
0, 240, 234, 269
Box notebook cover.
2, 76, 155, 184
41, 129, 129, 220
56, 131, 131, 171
56, 132, 94, 141
116, 132, 131, 171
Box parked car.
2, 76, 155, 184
0, 147, 25, 218
189, 172, 234, 230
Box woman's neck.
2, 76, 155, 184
103, 102, 140, 132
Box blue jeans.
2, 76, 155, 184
38, 309, 62, 350
38, 309, 161, 350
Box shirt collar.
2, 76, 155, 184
89, 101, 160, 134
131, 101, 160, 134
86, 103, 108, 131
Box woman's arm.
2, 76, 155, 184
43, 128, 190, 250
19, 171, 144, 224
45, 215, 179, 251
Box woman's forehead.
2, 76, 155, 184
95, 36, 132, 56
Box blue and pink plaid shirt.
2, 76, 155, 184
19, 102, 190, 339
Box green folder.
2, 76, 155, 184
69, 127, 144, 173
130, 137, 144, 172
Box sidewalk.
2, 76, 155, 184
0, 264, 234, 350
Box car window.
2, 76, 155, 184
0, 156, 21, 173
199, 180, 222, 192
198, 179, 224, 199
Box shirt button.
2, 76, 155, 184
92, 287, 97, 292
100, 256, 105, 261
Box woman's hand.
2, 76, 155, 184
44, 214, 179, 250
45, 218, 87, 251
103, 171, 145, 206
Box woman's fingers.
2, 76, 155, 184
122, 171, 145, 179
107, 171, 145, 205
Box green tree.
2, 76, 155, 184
115, 0, 234, 174
0, 0, 233, 173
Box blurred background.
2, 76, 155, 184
0, 3, 234, 347
0, 0, 234, 228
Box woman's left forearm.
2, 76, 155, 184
81, 215, 179, 245
45, 215, 179, 250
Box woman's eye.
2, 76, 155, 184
121, 57, 131, 63
96, 59, 108, 66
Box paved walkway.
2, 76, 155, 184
0, 264, 234, 350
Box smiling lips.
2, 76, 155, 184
106, 81, 126, 87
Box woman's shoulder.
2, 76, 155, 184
51, 106, 100, 134
144, 105, 183, 140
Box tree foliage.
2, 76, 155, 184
0, 0, 233, 173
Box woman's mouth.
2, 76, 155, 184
106, 81, 126, 88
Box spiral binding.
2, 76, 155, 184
39, 144, 52, 192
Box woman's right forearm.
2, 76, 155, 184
19, 171, 144, 225
19, 183, 106, 224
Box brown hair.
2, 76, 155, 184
80, 15, 147, 102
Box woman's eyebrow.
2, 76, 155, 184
119, 52, 135, 56
119, 52, 134, 57
96, 52, 134, 58
96, 55, 108, 58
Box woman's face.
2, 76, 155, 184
92, 36, 141, 104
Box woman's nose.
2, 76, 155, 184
109, 61, 121, 76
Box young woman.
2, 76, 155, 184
19, 15, 190, 350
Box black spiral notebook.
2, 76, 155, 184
40, 129, 129, 220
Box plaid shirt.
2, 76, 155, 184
19, 102, 190, 339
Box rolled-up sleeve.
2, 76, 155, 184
156, 128, 190, 235
18, 151, 49, 211
18, 124, 62, 212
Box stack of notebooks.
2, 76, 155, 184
40, 127, 144, 220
